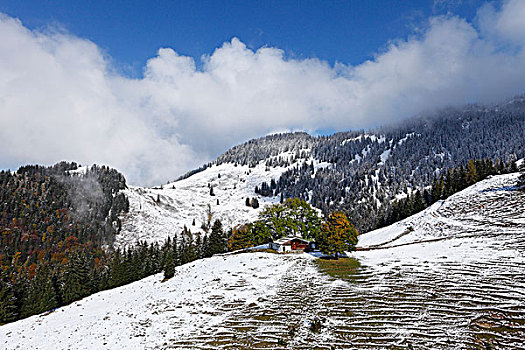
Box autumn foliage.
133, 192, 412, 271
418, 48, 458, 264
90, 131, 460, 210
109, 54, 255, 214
318, 211, 358, 258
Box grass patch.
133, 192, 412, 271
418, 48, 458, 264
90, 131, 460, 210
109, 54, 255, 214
316, 257, 361, 282
249, 248, 279, 254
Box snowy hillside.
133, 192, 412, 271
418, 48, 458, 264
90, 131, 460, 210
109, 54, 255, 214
116, 96, 525, 245
0, 253, 317, 350
357, 172, 524, 252
2, 173, 524, 349
116, 153, 318, 248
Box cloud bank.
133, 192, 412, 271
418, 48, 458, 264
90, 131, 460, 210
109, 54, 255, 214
1, 1, 525, 185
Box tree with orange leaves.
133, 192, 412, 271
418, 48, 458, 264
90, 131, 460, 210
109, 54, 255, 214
317, 212, 358, 258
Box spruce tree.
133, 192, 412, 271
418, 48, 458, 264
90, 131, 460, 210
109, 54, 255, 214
201, 234, 210, 258
518, 163, 525, 190
60, 252, 91, 305
0, 272, 19, 324
172, 236, 181, 266
163, 250, 175, 280
195, 234, 203, 259
185, 229, 197, 262
208, 220, 225, 256
20, 265, 58, 318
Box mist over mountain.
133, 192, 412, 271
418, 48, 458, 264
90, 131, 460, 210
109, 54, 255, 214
2, 0, 525, 185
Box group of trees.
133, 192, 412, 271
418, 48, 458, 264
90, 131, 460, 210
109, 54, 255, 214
0, 218, 229, 324
245, 197, 259, 209
0, 159, 230, 326
229, 198, 358, 257
0, 162, 128, 324
255, 179, 278, 197
163, 221, 228, 279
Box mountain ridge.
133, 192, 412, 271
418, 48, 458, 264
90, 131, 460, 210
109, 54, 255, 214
118, 94, 525, 247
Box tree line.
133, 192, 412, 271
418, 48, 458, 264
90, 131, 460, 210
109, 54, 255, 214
0, 218, 229, 324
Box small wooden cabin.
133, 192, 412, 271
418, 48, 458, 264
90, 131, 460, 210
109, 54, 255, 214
270, 236, 313, 253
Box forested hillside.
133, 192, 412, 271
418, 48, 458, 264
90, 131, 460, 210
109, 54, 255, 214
211, 96, 525, 232
0, 162, 129, 323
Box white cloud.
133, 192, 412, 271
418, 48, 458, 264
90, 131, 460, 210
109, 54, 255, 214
477, 0, 525, 46
1, 1, 525, 185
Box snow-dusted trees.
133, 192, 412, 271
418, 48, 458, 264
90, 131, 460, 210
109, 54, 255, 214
518, 163, 525, 190
210, 97, 525, 233
0, 271, 19, 324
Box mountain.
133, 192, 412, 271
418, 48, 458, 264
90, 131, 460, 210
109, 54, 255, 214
1, 95, 524, 328
0, 162, 131, 323
116, 96, 525, 247
115, 134, 315, 248
2, 172, 523, 349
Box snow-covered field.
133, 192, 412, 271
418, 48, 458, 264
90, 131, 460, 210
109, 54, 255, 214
2, 173, 524, 349
0, 253, 315, 350
357, 172, 524, 265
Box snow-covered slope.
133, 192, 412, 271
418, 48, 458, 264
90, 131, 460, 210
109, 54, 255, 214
357, 172, 524, 251
116, 157, 302, 248
0, 253, 318, 350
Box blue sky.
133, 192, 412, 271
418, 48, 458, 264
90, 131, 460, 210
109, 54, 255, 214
1, 0, 524, 185
0, 0, 483, 76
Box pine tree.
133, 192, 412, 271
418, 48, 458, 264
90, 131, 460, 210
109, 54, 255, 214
432, 176, 443, 202
172, 236, 180, 266
60, 252, 91, 305
163, 250, 175, 280
195, 233, 203, 259
208, 219, 225, 256
185, 229, 197, 262
179, 230, 187, 264
412, 190, 425, 213
0, 272, 19, 324
20, 265, 58, 317
518, 163, 525, 190
201, 234, 210, 258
